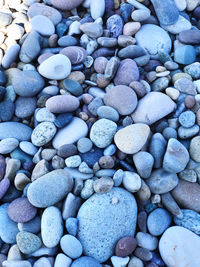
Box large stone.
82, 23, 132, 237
114, 123, 150, 154
159, 226, 200, 267
0, 122, 32, 141
27, 169, 73, 208
77, 188, 137, 263
131, 92, 176, 125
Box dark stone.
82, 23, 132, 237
106, 14, 123, 37
0, 86, 6, 101
120, 3, 133, 23
80, 147, 103, 168
57, 144, 78, 158
0, 100, 14, 121
54, 113, 73, 128
0, 71, 7, 86
2, 185, 21, 203
0, 155, 5, 180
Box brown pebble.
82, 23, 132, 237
96, 75, 110, 88
115, 236, 137, 257
99, 156, 115, 169
94, 57, 108, 74
185, 95, 196, 109
82, 93, 94, 105
129, 81, 146, 98
67, 71, 85, 84
79, 111, 89, 121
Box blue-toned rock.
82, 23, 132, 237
179, 110, 195, 128
65, 218, 78, 236
71, 256, 102, 267
60, 234, 82, 259
133, 151, 154, 179
106, 14, 123, 37
31, 122, 56, 147
97, 105, 119, 122
27, 169, 73, 208
63, 79, 83, 96
120, 3, 133, 22
0, 122, 32, 141
41, 206, 63, 248
12, 70, 44, 97
18, 216, 41, 234
0, 203, 19, 244
0, 100, 14, 121
147, 208, 172, 236
77, 188, 137, 262
174, 45, 196, 65
10, 148, 32, 163
0, 12, 12, 27
15, 97, 37, 118
184, 62, 200, 79
80, 147, 103, 168
58, 36, 77, 47
16, 231, 42, 254
54, 253, 72, 267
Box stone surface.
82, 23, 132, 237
132, 92, 176, 125
71, 256, 101, 267
106, 14, 123, 37
30, 15, 55, 37
114, 123, 150, 154
27, 169, 73, 208
104, 85, 137, 115
0, 122, 32, 141
31, 122, 57, 147
16, 231, 42, 254
60, 234, 82, 259
15, 97, 36, 119
77, 188, 137, 262
51, 0, 83, 10
0, 138, 19, 154
60, 46, 86, 65
46, 95, 79, 113
190, 136, 200, 162
115, 236, 137, 257
159, 226, 200, 267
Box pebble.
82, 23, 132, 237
0, 122, 32, 141
71, 256, 101, 267
159, 226, 200, 267
123, 171, 141, 192
80, 22, 103, 39
0, 100, 14, 121
54, 254, 72, 267
60, 46, 86, 65
90, 118, 117, 148
131, 9, 150, 21
136, 232, 158, 251
161, 15, 191, 34
65, 155, 81, 168
38, 54, 71, 80
93, 177, 114, 193
65, 217, 78, 236
135, 24, 172, 55
106, 14, 123, 37
114, 59, 139, 86
41, 206, 63, 248
133, 152, 154, 179
172, 179, 200, 212
174, 45, 196, 65
128, 256, 144, 267
178, 29, 200, 44
18, 216, 41, 234
114, 123, 150, 154
111, 256, 130, 267
123, 22, 141, 36
12, 70, 44, 97
8, 197, 37, 223
0, 203, 18, 244
16, 231, 42, 254
36, 108, 56, 123
62, 192, 82, 219
2, 260, 32, 267
90, 0, 105, 20
54, 113, 73, 128
51, 0, 83, 10
15, 97, 36, 118
2, 44, 20, 69
132, 92, 176, 125
146, 169, 178, 194
63, 79, 83, 96
104, 85, 138, 115
184, 62, 200, 79
115, 236, 137, 257
0, 138, 19, 154
30, 15, 55, 36
31, 122, 57, 147
179, 110, 195, 128
120, 3, 133, 22
27, 169, 73, 208
54, 118, 86, 146
77, 188, 137, 262
60, 234, 82, 259
190, 136, 200, 162
77, 138, 93, 153
163, 138, 189, 173
0, 12, 12, 27
46, 95, 79, 113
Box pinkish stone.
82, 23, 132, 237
60, 46, 86, 64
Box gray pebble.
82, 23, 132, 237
179, 110, 196, 128
77, 138, 93, 153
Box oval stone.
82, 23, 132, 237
46, 95, 80, 113
106, 14, 123, 38
131, 92, 176, 125
51, 0, 83, 10
41, 206, 63, 248
38, 54, 71, 80
159, 226, 200, 267
104, 85, 137, 115
8, 197, 37, 223
114, 123, 150, 154
77, 188, 137, 263
71, 256, 101, 267
27, 169, 73, 208
115, 236, 137, 257
0, 122, 32, 141
31, 122, 57, 147
60, 46, 86, 65
53, 117, 88, 149
30, 15, 55, 36
0, 138, 19, 154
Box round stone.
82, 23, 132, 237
179, 110, 196, 128
27, 169, 73, 208
135, 24, 172, 55
38, 54, 71, 80
159, 226, 200, 267
41, 206, 63, 248
63, 79, 83, 96
147, 208, 172, 236
123, 171, 141, 192
131, 9, 150, 21
94, 57, 108, 73
46, 95, 79, 113
190, 136, 200, 162
115, 236, 137, 257
136, 232, 158, 251
133, 152, 154, 179
104, 85, 138, 115
114, 123, 150, 154
77, 188, 137, 263
58, 36, 77, 47
31, 122, 57, 147
60, 46, 86, 65
0, 122, 32, 141
36, 108, 56, 123
15, 97, 37, 118
60, 235, 82, 259
93, 177, 114, 194
90, 0, 105, 20
77, 138, 93, 153
97, 106, 119, 122
8, 197, 37, 223
30, 15, 55, 36
16, 231, 42, 254
90, 119, 117, 148
174, 45, 196, 65
54, 254, 72, 267
0, 138, 19, 154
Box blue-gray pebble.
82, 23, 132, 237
0, 100, 14, 121
71, 256, 102, 267
0, 122, 32, 141
63, 79, 83, 96
179, 110, 196, 128
65, 217, 78, 236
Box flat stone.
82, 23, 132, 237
104, 85, 138, 115
27, 169, 73, 208
0, 122, 32, 141
115, 236, 137, 257
60, 234, 82, 259
146, 169, 178, 194
31, 122, 56, 147
54, 112, 73, 128
163, 138, 189, 173
58, 36, 77, 47
60, 46, 86, 65
63, 79, 83, 96
38, 54, 71, 80
174, 45, 196, 65
30, 15, 55, 36
41, 206, 63, 248
77, 188, 137, 263
90, 119, 117, 148
135, 24, 172, 55
12, 70, 44, 97
114, 59, 139, 86
159, 226, 200, 267
53, 117, 88, 149
16, 231, 42, 254
114, 123, 150, 154
46, 95, 79, 113
171, 180, 200, 212
178, 29, 200, 44
15, 97, 37, 118
8, 197, 37, 223
118, 45, 146, 59
97, 106, 119, 122
131, 92, 176, 125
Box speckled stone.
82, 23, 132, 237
106, 14, 123, 37
31, 122, 57, 147
60, 46, 86, 65
16, 231, 42, 254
